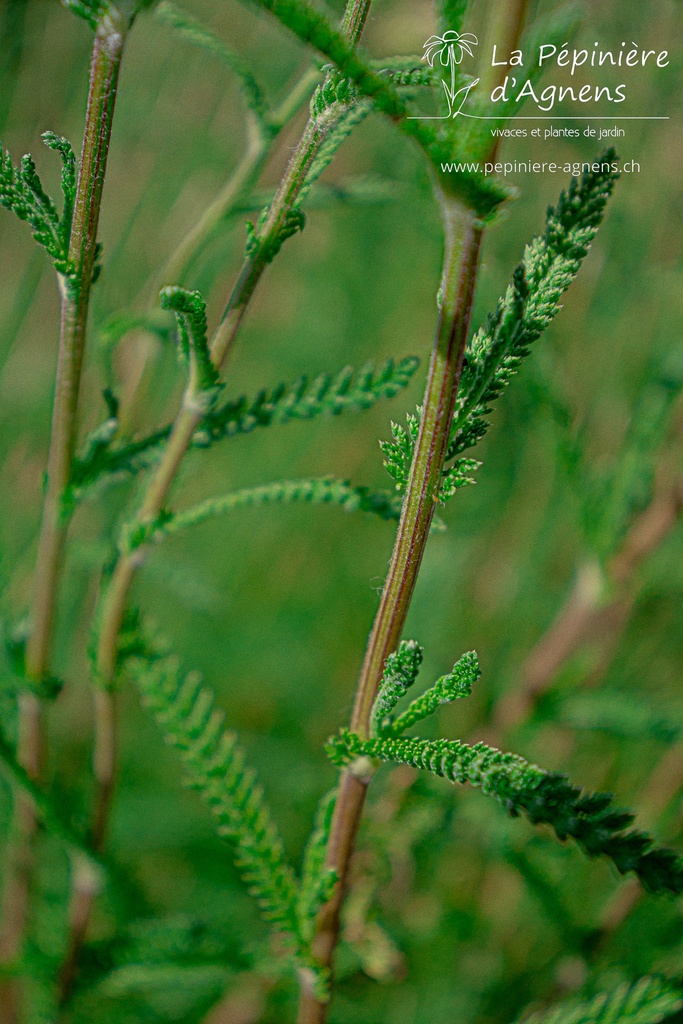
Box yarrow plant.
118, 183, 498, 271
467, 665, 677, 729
0, 0, 681, 1023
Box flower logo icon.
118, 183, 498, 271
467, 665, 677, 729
422, 31, 479, 68
420, 31, 479, 119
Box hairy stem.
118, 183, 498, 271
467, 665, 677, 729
0, 12, 126, 1017
97, 0, 373, 684
152, 63, 321, 294
297, 197, 483, 1024
62, 0, 375, 993
298, 4, 531, 1017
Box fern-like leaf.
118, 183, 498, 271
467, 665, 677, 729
121, 477, 402, 552
326, 731, 683, 894
69, 357, 418, 502
450, 154, 620, 461
42, 130, 76, 254
380, 413, 420, 490
437, 457, 481, 503
128, 654, 301, 943
371, 639, 423, 735
515, 977, 683, 1024
160, 286, 220, 409
0, 134, 77, 276
383, 650, 480, 737
301, 98, 372, 203
382, 159, 620, 494
245, 205, 306, 263
298, 789, 338, 942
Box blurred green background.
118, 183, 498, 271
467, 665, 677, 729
1, 0, 683, 1021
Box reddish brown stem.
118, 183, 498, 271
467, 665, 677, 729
298, 203, 484, 1024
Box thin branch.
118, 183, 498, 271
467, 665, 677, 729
62, 0, 377, 998
297, 3, 530, 1018
0, 10, 127, 1018
297, 196, 483, 1024
493, 477, 683, 734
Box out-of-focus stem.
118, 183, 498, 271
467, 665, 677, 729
0, 12, 126, 1019
66, 0, 373, 999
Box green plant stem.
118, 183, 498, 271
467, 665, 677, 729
0, 13, 126, 1018
152, 65, 320, 292
298, 3, 531, 1014
95, 0, 373, 709
115, 69, 318, 437
60, 0, 375, 994
297, 197, 483, 1024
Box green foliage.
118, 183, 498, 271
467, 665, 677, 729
383, 156, 621, 497
381, 412, 419, 490
437, 456, 481, 503
2, 1, 680, 1021
328, 636, 683, 896
240, 0, 511, 214
298, 789, 337, 943
160, 286, 220, 407
61, 0, 108, 30
0, 132, 76, 278
384, 650, 480, 736
516, 977, 683, 1024
451, 153, 620, 466
302, 98, 373, 203
328, 728, 683, 895
69, 357, 418, 502
373, 58, 442, 89
371, 639, 423, 735
0, 725, 100, 866
121, 477, 402, 552
126, 645, 337, 997
128, 652, 302, 942
1, 618, 64, 699
246, 205, 306, 264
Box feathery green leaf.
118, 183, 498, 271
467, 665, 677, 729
160, 286, 220, 407
384, 158, 620, 495
380, 412, 419, 490
69, 357, 418, 502
326, 731, 683, 894
121, 477, 402, 553
450, 154, 620, 463
515, 977, 683, 1024
383, 651, 480, 737
128, 653, 301, 943
0, 134, 77, 277
371, 640, 423, 735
